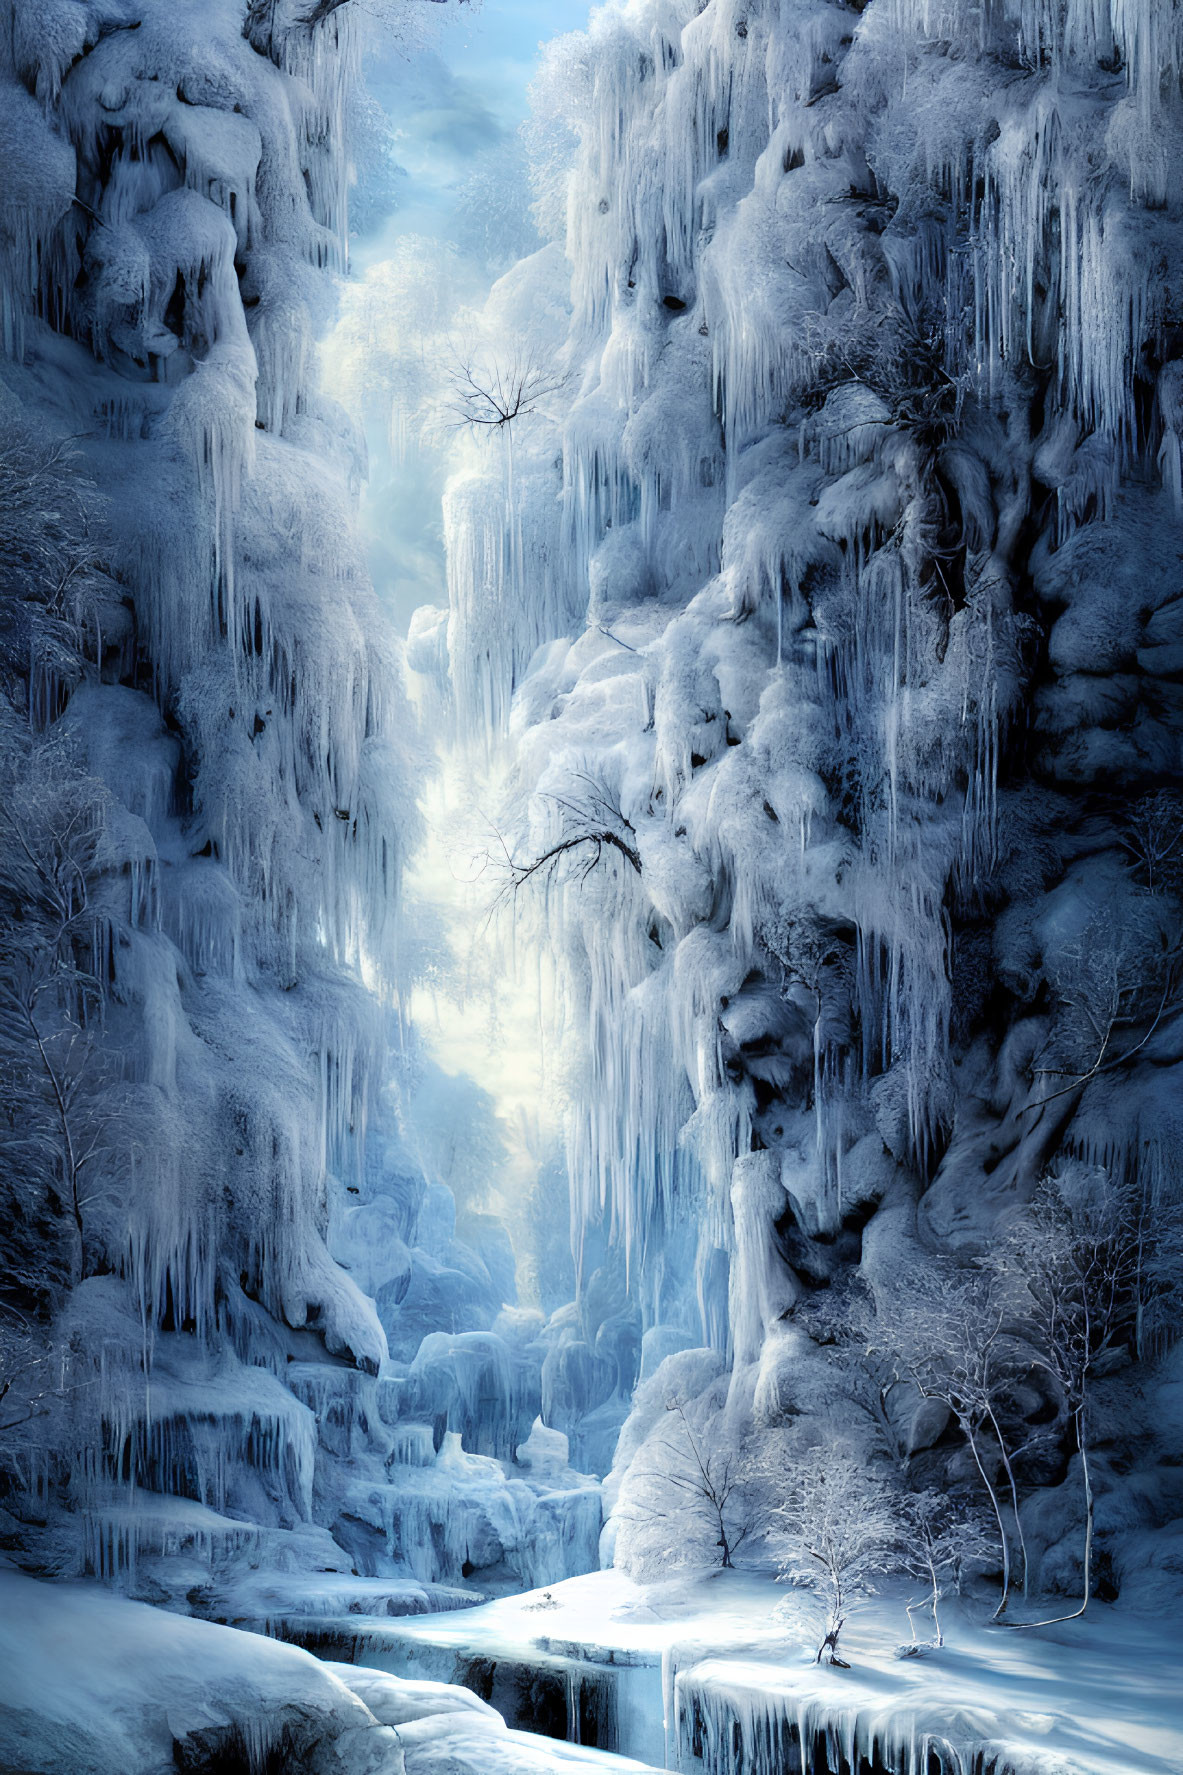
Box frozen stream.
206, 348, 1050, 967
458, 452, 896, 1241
6, 1563, 1183, 1775
284, 1570, 1183, 1775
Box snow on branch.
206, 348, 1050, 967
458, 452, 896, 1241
768, 1442, 901, 1668
613, 1394, 758, 1577
0, 418, 105, 705
0, 746, 121, 1293
897, 1490, 996, 1652
1024, 911, 1183, 1115
492, 773, 642, 908
984, 1164, 1183, 1626
847, 1263, 1033, 1619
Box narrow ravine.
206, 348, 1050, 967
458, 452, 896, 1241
1, 0, 1182, 1772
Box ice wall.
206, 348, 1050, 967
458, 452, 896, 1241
0, 0, 403, 1588
433, 0, 1183, 1590
0, 0, 598, 1610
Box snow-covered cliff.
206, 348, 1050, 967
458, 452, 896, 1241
0, 0, 413, 1584
0, 0, 608, 1612
434, 0, 1183, 1602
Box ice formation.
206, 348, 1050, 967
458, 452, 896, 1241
266, 1567, 1183, 1775
0, 0, 598, 1639
3, 0, 1183, 1769
0, 1567, 678, 1775
427, 0, 1183, 1628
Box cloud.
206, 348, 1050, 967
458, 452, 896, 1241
374, 51, 507, 178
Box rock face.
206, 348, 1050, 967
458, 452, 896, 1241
0, 0, 603, 1606
0, 0, 413, 1586
436, 0, 1183, 1590
2, 0, 1182, 1648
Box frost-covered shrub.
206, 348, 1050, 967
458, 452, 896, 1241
0, 419, 108, 715
769, 1442, 900, 1668
612, 1391, 756, 1578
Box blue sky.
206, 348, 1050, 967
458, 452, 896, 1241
446, 0, 591, 126
355, 0, 591, 259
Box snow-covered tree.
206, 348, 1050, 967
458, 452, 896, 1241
769, 1443, 900, 1668
854, 1268, 1029, 1617
613, 1395, 755, 1577
989, 1166, 1181, 1624
0, 740, 117, 1293
1119, 790, 1183, 897
897, 1490, 995, 1651
0, 419, 104, 712
1029, 905, 1183, 1114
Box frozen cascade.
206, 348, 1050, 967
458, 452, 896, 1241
339, 1427, 601, 1593
449, 0, 1172, 1263
418, 0, 1183, 1758
676, 1661, 1066, 1775
2, 0, 1183, 1767
0, 0, 601, 1655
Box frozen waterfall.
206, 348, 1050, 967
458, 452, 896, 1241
2, 0, 1183, 1771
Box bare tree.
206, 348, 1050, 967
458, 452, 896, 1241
1128, 1174, 1183, 1362
0, 419, 104, 706
615, 1396, 755, 1575
897, 1489, 995, 1650
1025, 912, 1183, 1115
797, 1286, 917, 1473
443, 341, 566, 434
0, 748, 117, 1288
854, 1267, 1029, 1618
1118, 789, 1183, 894
769, 1442, 900, 1667
493, 774, 642, 909
988, 1168, 1176, 1627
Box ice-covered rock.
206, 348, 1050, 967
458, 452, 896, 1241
433, 0, 1183, 1603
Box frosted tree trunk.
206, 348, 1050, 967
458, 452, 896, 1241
963, 1418, 1012, 1618
986, 1402, 1029, 1598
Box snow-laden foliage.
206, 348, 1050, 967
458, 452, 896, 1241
426, 0, 1183, 1603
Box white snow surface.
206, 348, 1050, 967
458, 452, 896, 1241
309, 1569, 1183, 1775
0, 1568, 668, 1775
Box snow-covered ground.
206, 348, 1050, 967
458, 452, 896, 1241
0, 1567, 666, 1775
677, 1617, 1183, 1775
292, 1568, 1183, 1775
4, 1509, 1183, 1775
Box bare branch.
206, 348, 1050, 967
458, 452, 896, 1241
442, 339, 566, 433
491, 775, 642, 914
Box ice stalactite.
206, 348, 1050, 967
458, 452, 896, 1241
0, 0, 593, 1616
676, 1660, 1055, 1775
428, 0, 1183, 1608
